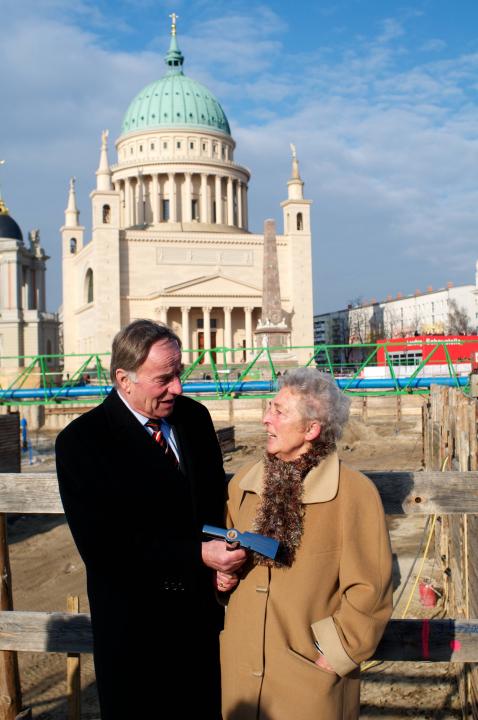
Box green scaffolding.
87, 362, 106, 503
0, 340, 473, 407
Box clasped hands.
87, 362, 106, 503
201, 539, 246, 593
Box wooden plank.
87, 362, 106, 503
373, 619, 478, 662
2, 472, 478, 515
0, 612, 477, 662
0, 612, 93, 653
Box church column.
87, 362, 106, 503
237, 181, 243, 229
214, 175, 223, 225
137, 173, 144, 225
200, 173, 208, 223
227, 177, 234, 227
181, 306, 191, 365
124, 178, 131, 226
128, 177, 138, 225
118, 182, 125, 227
159, 305, 168, 324
244, 306, 253, 358
184, 173, 192, 223
168, 173, 177, 222
202, 307, 211, 358
152, 173, 159, 225
243, 184, 249, 230
224, 306, 233, 364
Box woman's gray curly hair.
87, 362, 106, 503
278, 368, 350, 446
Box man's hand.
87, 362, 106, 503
202, 540, 247, 573
214, 571, 240, 593
314, 654, 336, 674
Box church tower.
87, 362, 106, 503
281, 146, 314, 351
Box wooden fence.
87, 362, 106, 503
423, 385, 478, 716
1, 465, 478, 717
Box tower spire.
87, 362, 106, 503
165, 12, 184, 74
96, 129, 113, 191
64, 177, 80, 228
0, 159, 9, 215
287, 143, 304, 200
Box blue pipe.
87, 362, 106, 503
0, 376, 468, 401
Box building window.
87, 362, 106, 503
197, 319, 217, 329
297, 212, 303, 231
163, 142, 168, 150
162, 199, 170, 221
176, 141, 181, 149
102, 204, 111, 224
202, 143, 207, 151
190, 142, 194, 150
151, 143, 155, 150
139, 144, 143, 152
212, 201, 217, 223
70, 238, 77, 254
85, 269, 94, 304
192, 199, 199, 220
130, 147, 134, 154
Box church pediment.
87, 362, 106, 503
162, 272, 262, 297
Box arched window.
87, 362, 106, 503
70, 237, 77, 254
102, 204, 111, 224
296, 212, 303, 231
85, 269, 94, 304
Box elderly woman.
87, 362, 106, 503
218, 368, 393, 720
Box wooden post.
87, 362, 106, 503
66, 596, 81, 720
361, 396, 368, 422
0, 515, 22, 720
396, 395, 402, 423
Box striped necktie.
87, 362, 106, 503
145, 420, 179, 469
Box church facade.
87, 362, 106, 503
61, 19, 314, 373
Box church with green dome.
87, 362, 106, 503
61, 15, 313, 371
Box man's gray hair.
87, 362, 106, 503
278, 368, 350, 445
110, 319, 181, 385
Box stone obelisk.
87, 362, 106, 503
255, 218, 290, 350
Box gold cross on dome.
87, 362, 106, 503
169, 12, 179, 35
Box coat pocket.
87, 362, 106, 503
287, 647, 339, 681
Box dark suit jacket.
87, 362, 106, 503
56, 390, 225, 719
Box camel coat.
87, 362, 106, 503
220, 453, 393, 720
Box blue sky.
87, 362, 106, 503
2, 0, 478, 314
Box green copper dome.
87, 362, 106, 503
121, 30, 230, 137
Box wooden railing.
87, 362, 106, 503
1, 470, 478, 717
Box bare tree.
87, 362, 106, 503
447, 299, 472, 335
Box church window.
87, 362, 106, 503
176, 141, 181, 149
162, 199, 170, 222
192, 199, 199, 220
139, 145, 143, 152
102, 204, 111, 224
70, 238, 77, 254
212, 201, 217, 223
221, 146, 225, 158
202, 143, 207, 151
190, 142, 194, 150
130, 147, 134, 154
296, 212, 303, 231
151, 143, 155, 150
163, 142, 168, 149
85, 269, 94, 304
176, 112, 181, 118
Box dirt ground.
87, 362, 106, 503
8, 413, 462, 719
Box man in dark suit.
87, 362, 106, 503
56, 320, 246, 719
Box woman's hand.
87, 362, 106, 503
314, 654, 336, 674
214, 571, 240, 593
